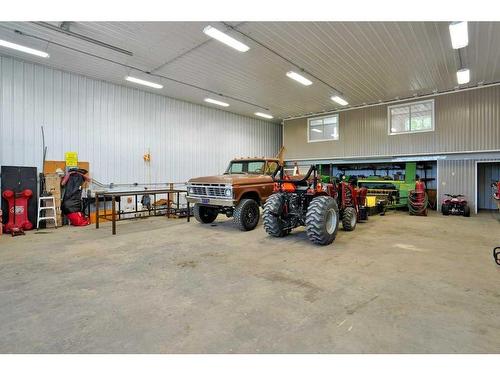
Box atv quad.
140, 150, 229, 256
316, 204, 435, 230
262, 165, 367, 246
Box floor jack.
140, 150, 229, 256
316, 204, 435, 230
2, 189, 33, 236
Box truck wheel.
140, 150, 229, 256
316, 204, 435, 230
234, 199, 260, 231
263, 193, 289, 237
306, 196, 339, 246
463, 205, 471, 217
342, 206, 357, 231
193, 204, 218, 224
441, 203, 450, 215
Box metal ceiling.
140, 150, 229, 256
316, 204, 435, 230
0, 21, 499, 121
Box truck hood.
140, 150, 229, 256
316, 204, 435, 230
188, 174, 272, 185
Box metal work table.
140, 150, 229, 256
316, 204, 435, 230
95, 188, 190, 235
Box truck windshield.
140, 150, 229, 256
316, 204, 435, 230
225, 160, 266, 174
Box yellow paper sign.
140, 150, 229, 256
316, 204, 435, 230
65, 152, 78, 168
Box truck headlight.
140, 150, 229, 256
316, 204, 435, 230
188, 187, 194, 194
224, 188, 232, 197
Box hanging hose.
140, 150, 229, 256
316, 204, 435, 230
408, 190, 429, 215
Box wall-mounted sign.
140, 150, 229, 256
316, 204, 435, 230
65, 152, 78, 168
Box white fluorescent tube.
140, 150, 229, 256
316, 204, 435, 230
125, 76, 163, 89
204, 98, 229, 107
331, 95, 349, 106
203, 26, 250, 52
311, 128, 322, 133
456, 68, 470, 84
286, 71, 313, 86
449, 22, 468, 49
255, 112, 273, 119
0, 39, 49, 58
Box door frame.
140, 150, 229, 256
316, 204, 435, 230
474, 160, 500, 214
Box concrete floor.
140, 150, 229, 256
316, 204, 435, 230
1, 210, 499, 353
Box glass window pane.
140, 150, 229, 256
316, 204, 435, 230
247, 161, 265, 174
265, 162, 278, 175
323, 116, 337, 125
310, 119, 322, 126
391, 106, 410, 116
324, 123, 338, 140
229, 162, 243, 173
309, 124, 324, 140
391, 113, 410, 133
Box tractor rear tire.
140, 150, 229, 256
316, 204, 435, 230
306, 196, 339, 246
263, 193, 289, 237
234, 198, 260, 231
441, 203, 450, 215
193, 204, 218, 224
463, 205, 471, 217
342, 206, 357, 231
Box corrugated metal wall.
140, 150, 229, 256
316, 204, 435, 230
437, 157, 500, 213
437, 159, 477, 211
0, 56, 282, 184
283, 85, 500, 160
477, 162, 500, 210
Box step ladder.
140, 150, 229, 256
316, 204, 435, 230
37, 196, 58, 229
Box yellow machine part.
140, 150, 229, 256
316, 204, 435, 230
366, 196, 377, 207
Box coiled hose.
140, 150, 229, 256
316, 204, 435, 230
408, 191, 428, 215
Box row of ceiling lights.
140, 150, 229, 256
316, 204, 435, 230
0, 22, 472, 117
449, 22, 470, 85
122, 25, 350, 120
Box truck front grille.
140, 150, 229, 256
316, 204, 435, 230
189, 184, 229, 198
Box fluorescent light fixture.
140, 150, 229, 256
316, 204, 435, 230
125, 76, 163, 89
0, 39, 49, 58
255, 112, 273, 119
204, 98, 229, 107
203, 26, 250, 52
331, 95, 349, 106
286, 71, 313, 86
449, 21, 468, 49
456, 68, 470, 84
311, 128, 322, 133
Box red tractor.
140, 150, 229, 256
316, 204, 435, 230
262, 165, 367, 246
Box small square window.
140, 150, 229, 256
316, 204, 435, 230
308, 114, 339, 142
388, 99, 434, 135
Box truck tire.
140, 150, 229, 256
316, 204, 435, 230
306, 196, 339, 246
193, 204, 218, 224
234, 198, 260, 231
263, 193, 289, 237
463, 205, 471, 217
342, 206, 357, 231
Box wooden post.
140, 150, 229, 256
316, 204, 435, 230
111, 195, 116, 235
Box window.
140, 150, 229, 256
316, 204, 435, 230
225, 160, 266, 174
388, 99, 434, 135
308, 114, 339, 142
265, 161, 278, 175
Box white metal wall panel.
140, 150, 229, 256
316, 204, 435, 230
437, 156, 500, 213
283, 85, 500, 161
0, 56, 282, 184
437, 159, 477, 211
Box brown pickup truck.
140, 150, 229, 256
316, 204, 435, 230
186, 157, 282, 231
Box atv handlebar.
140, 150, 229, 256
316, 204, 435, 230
444, 194, 464, 198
